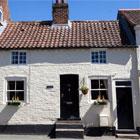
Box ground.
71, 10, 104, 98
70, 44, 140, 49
0, 135, 139, 140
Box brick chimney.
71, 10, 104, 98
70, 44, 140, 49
53, 0, 69, 24
0, 0, 10, 22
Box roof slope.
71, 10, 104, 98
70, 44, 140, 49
119, 9, 140, 26
0, 21, 133, 49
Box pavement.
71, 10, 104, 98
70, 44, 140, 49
0, 135, 139, 140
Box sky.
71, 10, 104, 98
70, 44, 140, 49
8, 0, 140, 21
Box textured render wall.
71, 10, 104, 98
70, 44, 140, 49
135, 25, 140, 70
0, 48, 139, 128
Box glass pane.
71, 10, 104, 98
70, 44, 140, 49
99, 51, 106, 63
16, 91, 24, 101
92, 52, 99, 63
7, 91, 15, 101
91, 90, 99, 100
12, 52, 18, 64
116, 81, 131, 86
19, 52, 26, 64
16, 81, 24, 90
91, 80, 99, 89
100, 80, 108, 89
8, 81, 15, 90
100, 90, 108, 99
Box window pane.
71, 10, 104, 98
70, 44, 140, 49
91, 80, 99, 89
12, 52, 18, 64
116, 81, 131, 86
100, 90, 108, 99
19, 52, 26, 64
100, 80, 108, 89
16, 81, 24, 90
91, 90, 99, 100
92, 52, 99, 63
99, 51, 106, 63
7, 91, 15, 101
16, 91, 24, 101
8, 81, 15, 90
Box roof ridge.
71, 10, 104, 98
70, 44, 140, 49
119, 9, 140, 11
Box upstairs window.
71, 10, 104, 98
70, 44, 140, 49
11, 51, 26, 64
7, 80, 25, 101
92, 51, 106, 63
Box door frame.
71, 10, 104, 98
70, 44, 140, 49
114, 79, 136, 130
60, 74, 80, 119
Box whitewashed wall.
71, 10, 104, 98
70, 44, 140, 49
0, 48, 139, 128
135, 25, 140, 130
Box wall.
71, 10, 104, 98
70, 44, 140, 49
135, 25, 140, 70
0, 48, 139, 128
135, 25, 140, 130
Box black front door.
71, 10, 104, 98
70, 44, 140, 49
60, 75, 79, 119
116, 87, 134, 129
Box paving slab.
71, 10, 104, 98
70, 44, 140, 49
0, 135, 139, 140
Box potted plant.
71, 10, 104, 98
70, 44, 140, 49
80, 78, 89, 95
7, 96, 21, 106
94, 95, 107, 105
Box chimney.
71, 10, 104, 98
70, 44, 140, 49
0, 0, 10, 22
53, 0, 69, 24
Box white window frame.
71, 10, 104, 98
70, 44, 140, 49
5, 77, 27, 103
89, 76, 109, 103
91, 50, 107, 64
11, 51, 27, 65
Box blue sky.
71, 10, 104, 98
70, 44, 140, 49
9, 0, 140, 21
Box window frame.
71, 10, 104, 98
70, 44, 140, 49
5, 77, 27, 103
89, 77, 109, 102
11, 51, 27, 65
91, 50, 107, 64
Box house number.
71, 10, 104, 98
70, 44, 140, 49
46, 85, 54, 89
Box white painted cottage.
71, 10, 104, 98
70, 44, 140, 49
0, 0, 140, 138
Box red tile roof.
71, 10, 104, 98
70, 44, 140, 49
119, 9, 140, 26
0, 21, 134, 49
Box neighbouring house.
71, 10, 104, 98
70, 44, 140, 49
118, 10, 140, 136
0, 0, 140, 138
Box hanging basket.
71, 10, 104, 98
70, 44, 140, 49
80, 86, 89, 95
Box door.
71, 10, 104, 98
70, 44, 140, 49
60, 75, 79, 119
116, 87, 134, 129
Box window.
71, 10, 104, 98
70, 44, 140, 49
11, 51, 26, 64
91, 79, 108, 100
7, 80, 24, 101
116, 81, 131, 87
92, 51, 106, 63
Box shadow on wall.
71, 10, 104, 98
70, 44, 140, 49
0, 105, 18, 125
108, 49, 132, 65
82, 103, 104, 127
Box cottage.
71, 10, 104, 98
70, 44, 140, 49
0, 0, 140, 138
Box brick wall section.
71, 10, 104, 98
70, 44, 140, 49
0, 0, 10, 21
53, 3, 68, 24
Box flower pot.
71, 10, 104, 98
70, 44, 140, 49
81, 89, 89, 95
7, 101, 21, 106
